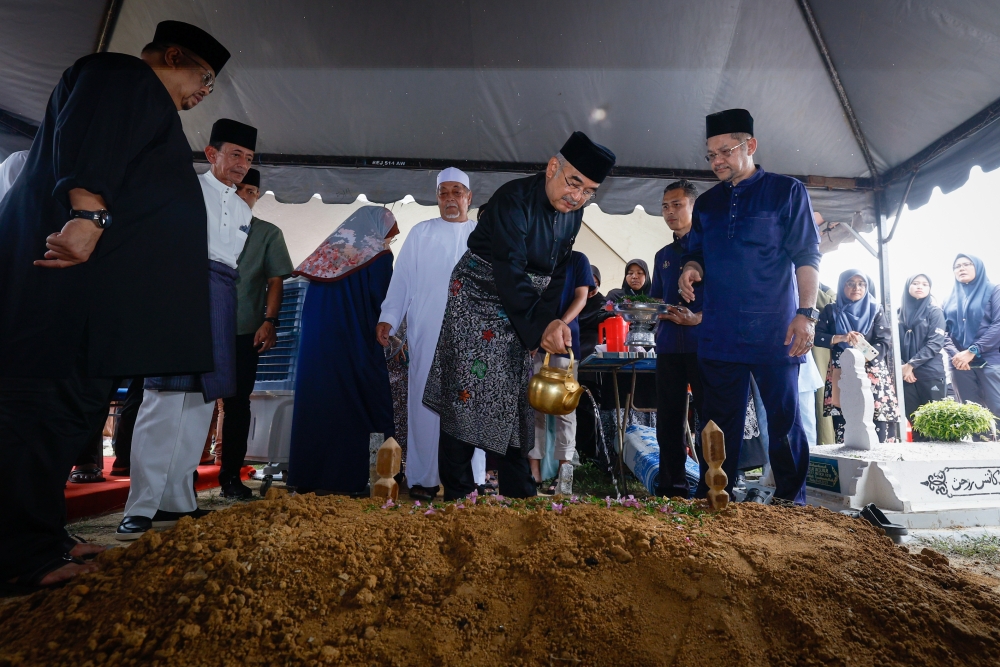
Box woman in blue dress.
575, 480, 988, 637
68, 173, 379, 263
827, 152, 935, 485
288, 206, 399, 494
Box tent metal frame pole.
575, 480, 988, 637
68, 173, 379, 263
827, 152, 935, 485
884, 169, 918, 244
839, 223, 878, 259
94, 0, 124, 53
796, 0, 879, 182
875, 192, 908, 441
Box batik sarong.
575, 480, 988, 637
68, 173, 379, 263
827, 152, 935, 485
423, 251, 549, 456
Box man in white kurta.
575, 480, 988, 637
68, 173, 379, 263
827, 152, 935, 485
117, 120, 254, 540
377, 168, 486, 499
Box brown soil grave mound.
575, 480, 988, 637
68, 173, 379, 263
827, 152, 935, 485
2, 492, 1000, 667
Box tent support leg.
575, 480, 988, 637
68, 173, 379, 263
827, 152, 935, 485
875, 193, 908, 442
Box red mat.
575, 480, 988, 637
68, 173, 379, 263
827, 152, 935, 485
64, 460, 254, 521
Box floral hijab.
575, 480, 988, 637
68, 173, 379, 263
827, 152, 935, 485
294, 206, 398, 282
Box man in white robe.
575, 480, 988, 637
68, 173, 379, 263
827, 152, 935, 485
377, 167, 486, 500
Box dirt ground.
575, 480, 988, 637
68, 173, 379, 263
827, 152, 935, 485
3, 491, 1000, 667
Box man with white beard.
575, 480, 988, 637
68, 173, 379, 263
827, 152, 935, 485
376, 168, 486, 501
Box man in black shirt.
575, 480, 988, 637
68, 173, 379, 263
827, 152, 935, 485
0, 21, 230, 590
423, 132, 615, 499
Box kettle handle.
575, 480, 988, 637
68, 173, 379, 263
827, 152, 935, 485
541, 349, 574, 371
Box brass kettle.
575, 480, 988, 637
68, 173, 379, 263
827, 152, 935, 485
528, 350, 584, 416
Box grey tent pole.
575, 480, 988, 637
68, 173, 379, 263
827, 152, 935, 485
885, 170, 918, 244
94, 0, 124, 54
875, 192, 908, 441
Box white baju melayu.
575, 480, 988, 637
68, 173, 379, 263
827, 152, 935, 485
124, 171, 250, 519
379, 217, 486, 488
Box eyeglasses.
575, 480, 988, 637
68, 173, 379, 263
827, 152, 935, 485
705, 139, 748, 163
563, 173, 596, 201
180, 49, 215, 93
954, 261, 974, 271
845, 281, 867, 290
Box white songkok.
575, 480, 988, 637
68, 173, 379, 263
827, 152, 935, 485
436, 167, 470, 189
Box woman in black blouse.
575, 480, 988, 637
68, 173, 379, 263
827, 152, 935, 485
815, 270, 900, 443
898, 274, 946, 440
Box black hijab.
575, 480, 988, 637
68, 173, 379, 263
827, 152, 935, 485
898, 273, 933, 361
607, 259, 651, 301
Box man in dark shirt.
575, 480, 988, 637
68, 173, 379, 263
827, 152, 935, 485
424, 132, 615, 500
0, 21, 229, 588
679, 109, 821, 504
221, 168, 294, 498
649, 180, 704, 498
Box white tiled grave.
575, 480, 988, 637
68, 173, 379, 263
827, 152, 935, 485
806, 441, 1000, 527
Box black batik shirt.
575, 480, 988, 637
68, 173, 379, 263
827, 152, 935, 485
468, 173, 581, 349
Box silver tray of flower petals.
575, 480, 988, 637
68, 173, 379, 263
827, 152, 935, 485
613, 301, 670, 347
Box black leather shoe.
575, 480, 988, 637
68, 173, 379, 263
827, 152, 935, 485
115, 515, 152, 541
220, 478, 253, 500
408, 485, 439, 502
151, 507, 214, 529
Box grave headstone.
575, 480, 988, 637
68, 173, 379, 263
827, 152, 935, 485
702, 421, 729, 511
837, 347, 879, 450
372, 437, 402, 503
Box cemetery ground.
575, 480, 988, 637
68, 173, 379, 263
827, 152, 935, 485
2, 471, 1000, 666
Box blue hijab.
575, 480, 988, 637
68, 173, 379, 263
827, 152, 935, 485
943, 254, 994, 349
832, 269, 877, 351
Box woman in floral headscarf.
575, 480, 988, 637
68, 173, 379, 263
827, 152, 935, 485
288, 206, 400, 494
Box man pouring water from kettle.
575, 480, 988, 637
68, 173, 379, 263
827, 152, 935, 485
423, 132, 616, 500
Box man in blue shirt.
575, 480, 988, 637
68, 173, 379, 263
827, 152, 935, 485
649, 180, 703, 498
679, 109, 821, 504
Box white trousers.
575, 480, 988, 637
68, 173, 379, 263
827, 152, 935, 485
124, 390, 215, 518
405, 401, 486, 488
530, 355, 578, 461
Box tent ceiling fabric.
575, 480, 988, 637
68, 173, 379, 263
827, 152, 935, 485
108, 0, 869, 177
1, 1, 999, 218
0, 1, 107, 121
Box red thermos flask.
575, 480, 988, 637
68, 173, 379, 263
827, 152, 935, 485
599, 315, 628, 352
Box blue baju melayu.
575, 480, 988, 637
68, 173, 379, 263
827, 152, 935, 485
683, 166, 821, 503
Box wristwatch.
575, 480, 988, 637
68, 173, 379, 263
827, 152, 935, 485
264, 316, 280, 328
70, 209, 112, 229
796, 307, 820, 322
968, 344, 981, 357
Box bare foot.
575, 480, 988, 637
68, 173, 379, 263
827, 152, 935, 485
68, 543, 106, 559
37, 561, 99, 587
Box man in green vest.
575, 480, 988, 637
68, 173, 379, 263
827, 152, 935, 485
223, 168, 294, 497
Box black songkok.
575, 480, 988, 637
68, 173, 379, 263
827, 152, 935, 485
706, 108, 754, 139
153, 20, 231, 74
559, 131, 616, 183
591, 266, 602, 285
210, 119, 257, 151
242, 168, 261, 189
